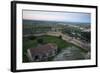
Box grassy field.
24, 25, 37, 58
23, 35, 87, 62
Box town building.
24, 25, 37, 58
27, 43, 57, 62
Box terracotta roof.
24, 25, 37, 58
29, 43, 57, 55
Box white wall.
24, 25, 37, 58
0, 0, 99, 73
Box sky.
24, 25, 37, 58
23, 10, 91, 23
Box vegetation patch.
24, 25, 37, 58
23, 35, 87, 62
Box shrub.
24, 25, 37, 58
37, 38, 44, 44
59, 35, 62, 39
28, 36, 36, 40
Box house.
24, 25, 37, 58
27, 43, 57, 62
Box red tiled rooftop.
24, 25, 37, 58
29, 43, 57, 55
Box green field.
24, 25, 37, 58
23, 35, 87, 62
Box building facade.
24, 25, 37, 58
27, 43, 58, 62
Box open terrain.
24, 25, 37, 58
23, 20, 91, 62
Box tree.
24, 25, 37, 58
28, 36, 36, 40
37, 38, 44, 44
59, 35, 62, 39
81, 31, 91, 42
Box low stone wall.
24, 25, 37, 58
46, 32, 62, 37
24, 32, 90, 51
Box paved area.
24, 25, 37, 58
53, 47, 90, 61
